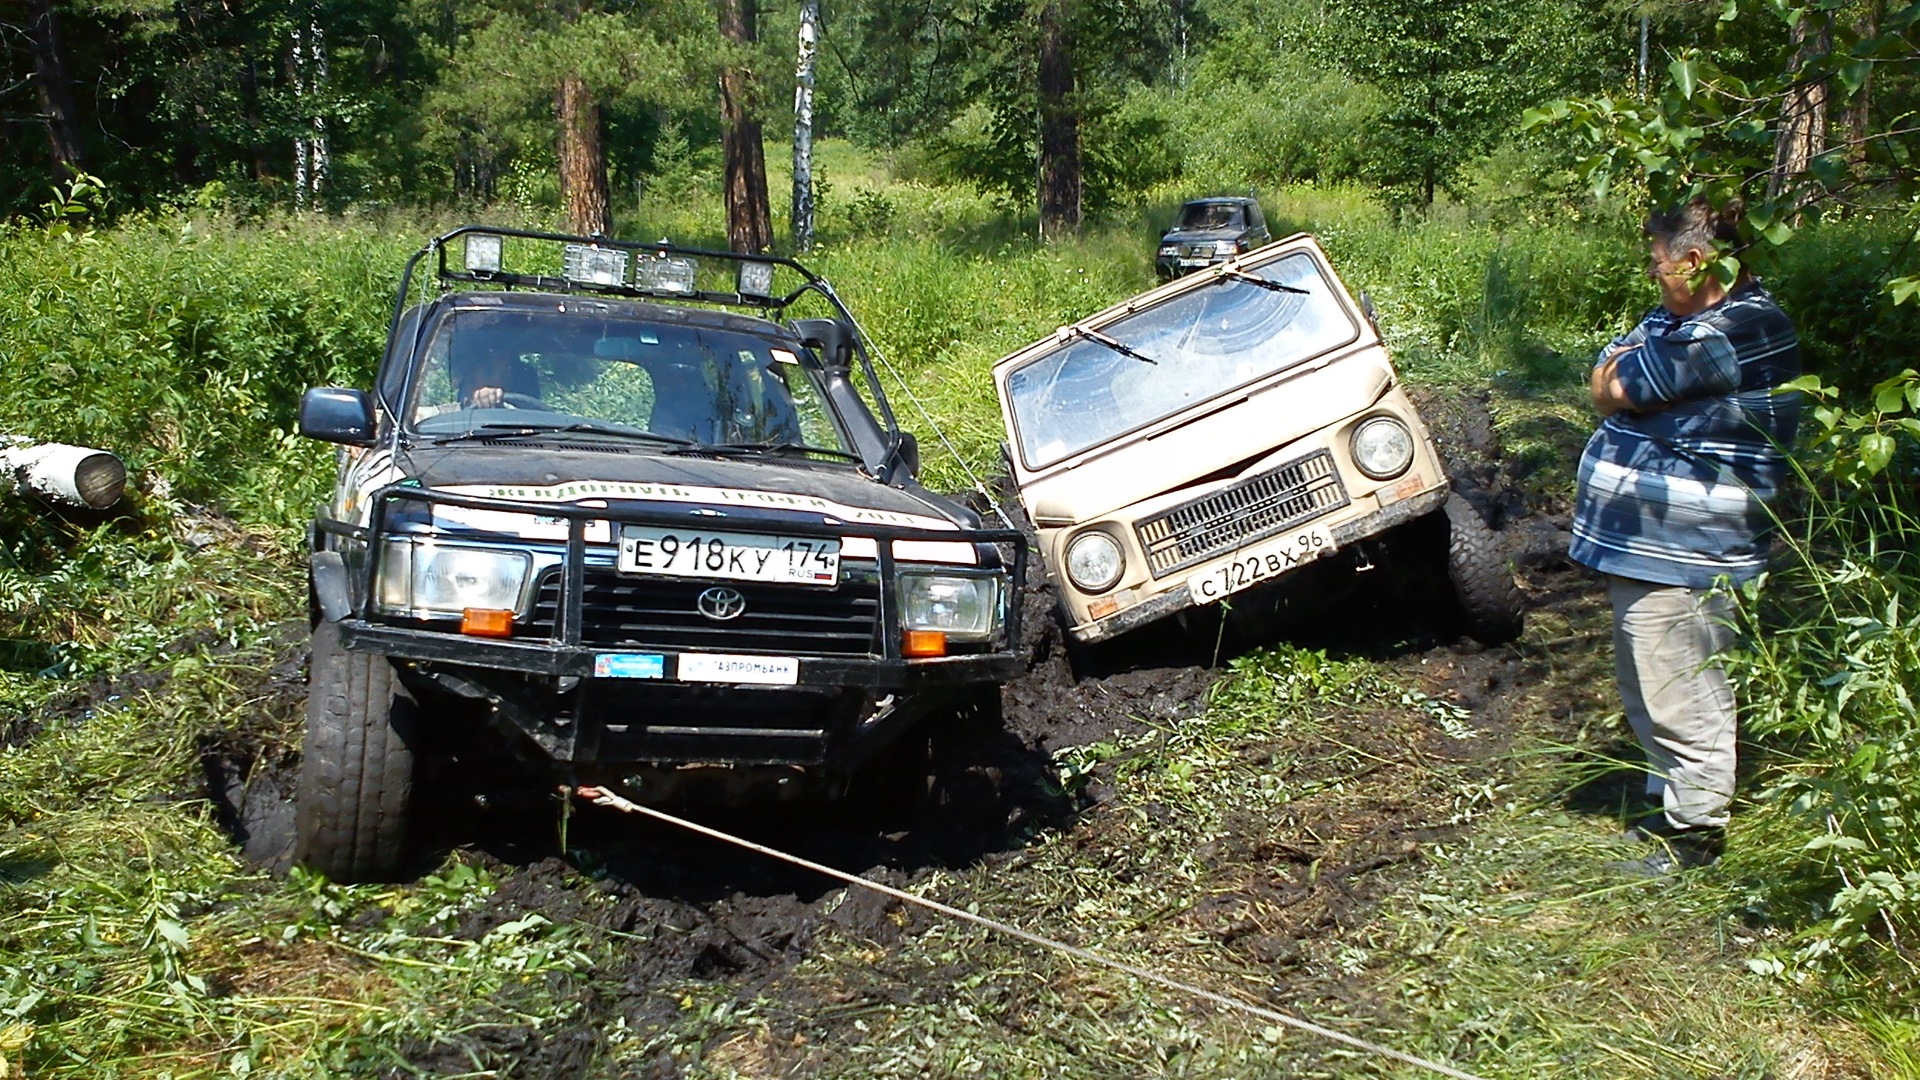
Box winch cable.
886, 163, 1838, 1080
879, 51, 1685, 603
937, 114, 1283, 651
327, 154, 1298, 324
822, 293, 1015, 532
571, 785, 1489, 1080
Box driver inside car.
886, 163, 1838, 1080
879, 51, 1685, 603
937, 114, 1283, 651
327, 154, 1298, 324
452, 349, 540, 409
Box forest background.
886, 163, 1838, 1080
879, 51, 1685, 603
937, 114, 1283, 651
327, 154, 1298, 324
6, 0, 1920, 1075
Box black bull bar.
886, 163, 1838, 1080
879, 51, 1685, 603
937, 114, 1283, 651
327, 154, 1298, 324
324, 483, 1030, 687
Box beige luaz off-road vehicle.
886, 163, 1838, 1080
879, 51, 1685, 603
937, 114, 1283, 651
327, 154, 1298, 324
993, 233, 1523, 646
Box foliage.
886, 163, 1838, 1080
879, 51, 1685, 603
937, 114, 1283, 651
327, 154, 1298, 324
0, 197, 403, 525
925, 0, 1187, 212
1126, 39, 1383, 191
404, 0, 711, 208
1529, 1, 1920, 292
1724, 370, 1920, 988
1313, 0, 1619, 210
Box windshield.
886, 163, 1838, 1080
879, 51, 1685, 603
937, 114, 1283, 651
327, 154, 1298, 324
1176, 202, 1244, 230
406, 307, 851, 455
1004, 252, 1358, 469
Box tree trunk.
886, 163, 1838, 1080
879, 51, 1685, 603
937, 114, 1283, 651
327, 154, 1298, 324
558, 71, 611, 235
25, 0, 86, 177
1036, 0, 1080, 241
791, 0, 820, 250
1637, 15, 1649, 98
1844, 0, 1882, 173
291, 20, 330, 210
309, 20, 330, 201
1770, 11, 1831, 204
720, 0, 773, 254
293, 22, 309, 210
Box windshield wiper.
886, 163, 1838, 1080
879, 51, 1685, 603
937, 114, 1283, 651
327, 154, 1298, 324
666, 441, 860, 461
1063, 325, 1160, 365
426, 422, 693, 446
1220, 267, 1309, 295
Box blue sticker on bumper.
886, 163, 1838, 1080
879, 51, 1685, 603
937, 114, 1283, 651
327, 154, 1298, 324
593, 653, 665, 679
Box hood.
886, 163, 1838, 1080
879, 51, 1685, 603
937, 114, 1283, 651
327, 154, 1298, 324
1161, 226, 1250, 243
394, 442, 965, 531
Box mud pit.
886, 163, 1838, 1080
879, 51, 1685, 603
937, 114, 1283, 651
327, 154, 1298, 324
197, 390, 1603, 1078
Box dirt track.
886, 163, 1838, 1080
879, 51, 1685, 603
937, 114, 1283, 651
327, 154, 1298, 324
189, 389, 1607, 1077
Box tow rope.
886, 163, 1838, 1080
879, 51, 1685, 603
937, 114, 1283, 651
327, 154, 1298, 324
571, 785, 1489, 1080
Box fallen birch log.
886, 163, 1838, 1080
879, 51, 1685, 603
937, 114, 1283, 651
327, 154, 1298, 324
0, 442, 127, 509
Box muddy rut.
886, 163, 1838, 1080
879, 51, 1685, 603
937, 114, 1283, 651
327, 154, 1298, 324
185, 390, 1605, 1077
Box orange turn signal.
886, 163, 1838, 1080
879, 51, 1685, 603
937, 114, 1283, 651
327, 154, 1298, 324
902, 629, 947, 657
461, 608, 515, 638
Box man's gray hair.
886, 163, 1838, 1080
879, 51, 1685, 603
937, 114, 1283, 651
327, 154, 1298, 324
1645, 196, 1744, 257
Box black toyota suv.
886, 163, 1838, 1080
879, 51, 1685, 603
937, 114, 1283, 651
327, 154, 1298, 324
295, 226, 1025, 881
1155, 196, 1273, 279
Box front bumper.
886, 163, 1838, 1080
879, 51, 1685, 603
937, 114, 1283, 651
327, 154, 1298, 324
318, 482, 1026, 771
341, 619, 1023, 686
1068, 486, 1448, 643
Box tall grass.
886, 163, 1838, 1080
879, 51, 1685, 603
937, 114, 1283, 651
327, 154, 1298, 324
1725, 374, 1920, 993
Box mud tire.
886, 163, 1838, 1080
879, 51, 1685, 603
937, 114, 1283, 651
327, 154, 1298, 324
1442, 494, 1524, 645
293, 621, 418, 882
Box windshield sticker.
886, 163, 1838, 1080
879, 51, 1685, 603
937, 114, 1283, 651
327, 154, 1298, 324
441, 481, 955, 530
770, 349, 798, 365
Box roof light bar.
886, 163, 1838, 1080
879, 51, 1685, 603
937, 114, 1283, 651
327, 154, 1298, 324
464, 233, 503, 274
563, 243, 628, 287
737, 260, 775, 299
637, 252, 697, 295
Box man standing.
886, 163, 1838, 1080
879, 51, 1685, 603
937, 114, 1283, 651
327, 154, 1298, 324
1570, 197, 1801, 876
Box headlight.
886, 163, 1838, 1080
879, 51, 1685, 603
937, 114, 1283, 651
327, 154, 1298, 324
1158, 244, 1179, 256
376, 540, 531, 618
1214, 239, 1239, 255
898, 573, 1002, 641
1351, 416, 1415, 480
1064, 530, 1124, 593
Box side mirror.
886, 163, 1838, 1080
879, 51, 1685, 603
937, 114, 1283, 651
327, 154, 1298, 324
299, 387, 376, 446
1358, 291, 1381, 334
792, 317, 855, 372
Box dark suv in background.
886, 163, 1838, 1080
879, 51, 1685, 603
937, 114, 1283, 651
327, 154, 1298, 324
1155, 197, 1272, 279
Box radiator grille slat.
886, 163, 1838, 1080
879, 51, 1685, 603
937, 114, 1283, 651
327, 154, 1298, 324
528, 566, 881, 655
1135, 450, 1349, 577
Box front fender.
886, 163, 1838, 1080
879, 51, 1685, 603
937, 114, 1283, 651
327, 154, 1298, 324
310, 549, 353, 624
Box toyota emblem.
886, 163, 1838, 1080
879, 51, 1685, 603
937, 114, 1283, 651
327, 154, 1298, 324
696, 586, 748, 621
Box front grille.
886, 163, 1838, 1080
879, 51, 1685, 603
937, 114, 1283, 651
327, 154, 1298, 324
528, 565, 881, 656
1183, 243, 1216, 259
1135, 450, 1349, 577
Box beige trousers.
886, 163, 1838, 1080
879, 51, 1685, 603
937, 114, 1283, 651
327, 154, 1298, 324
1608, 576, 1738, 830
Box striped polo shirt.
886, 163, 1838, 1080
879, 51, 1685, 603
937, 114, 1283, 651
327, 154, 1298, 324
1569, 281, 1801, 589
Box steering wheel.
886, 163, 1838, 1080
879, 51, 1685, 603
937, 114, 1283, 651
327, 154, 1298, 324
496, 392, 546, 410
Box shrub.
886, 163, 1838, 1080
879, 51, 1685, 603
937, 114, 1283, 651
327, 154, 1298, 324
1732, 371, 1920, 991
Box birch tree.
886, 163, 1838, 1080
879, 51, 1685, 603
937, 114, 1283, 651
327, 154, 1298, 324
290, 15, 330, 210
792, 0, 820, 249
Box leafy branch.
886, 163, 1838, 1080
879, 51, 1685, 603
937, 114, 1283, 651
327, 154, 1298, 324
1526, 1, 1920, 293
